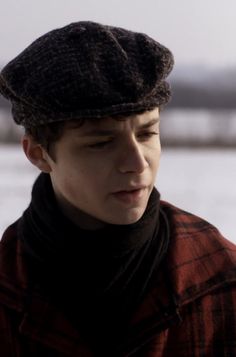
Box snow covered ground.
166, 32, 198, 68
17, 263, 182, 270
0, 144, 235, 243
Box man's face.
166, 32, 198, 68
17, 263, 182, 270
47, 108, 161, 228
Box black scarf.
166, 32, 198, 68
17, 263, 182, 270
18, 173, 170, 350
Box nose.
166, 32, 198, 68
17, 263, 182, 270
117, 138, 148, 174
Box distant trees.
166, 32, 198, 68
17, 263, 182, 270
170, 81, 236, 109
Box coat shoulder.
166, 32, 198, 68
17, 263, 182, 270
160, 200, 236, 303
161, 199, 236, 250
0, 220, 29, 311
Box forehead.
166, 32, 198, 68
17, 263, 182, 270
66, 108, 160, 135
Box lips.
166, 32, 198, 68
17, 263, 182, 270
112, 187, 147, 204
114, 185, 147, 193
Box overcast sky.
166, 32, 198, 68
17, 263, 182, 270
1, 0, 236, 70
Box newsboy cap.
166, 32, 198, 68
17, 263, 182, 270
0, 21, 174, 127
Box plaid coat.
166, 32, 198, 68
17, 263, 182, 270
0, 201, 236, 356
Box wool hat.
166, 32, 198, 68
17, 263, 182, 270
0, 21, 174, 128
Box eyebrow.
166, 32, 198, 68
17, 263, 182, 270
79, 118, 160, 137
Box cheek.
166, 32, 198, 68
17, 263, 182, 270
58, 159, 108, 199
149, 145, 161, 170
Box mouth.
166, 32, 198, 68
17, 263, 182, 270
112, 187, 147, 204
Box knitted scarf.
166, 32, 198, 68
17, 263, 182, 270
18, 173, 170, 351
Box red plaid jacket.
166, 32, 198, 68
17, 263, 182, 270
0, 201, 236, 356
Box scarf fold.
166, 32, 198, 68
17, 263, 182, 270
18, 173, 170, 349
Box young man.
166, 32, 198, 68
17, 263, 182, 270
0, 21, 236, 356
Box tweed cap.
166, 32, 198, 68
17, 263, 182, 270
0, 21, 174, 127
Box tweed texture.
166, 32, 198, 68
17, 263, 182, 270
0, 21, 174, 127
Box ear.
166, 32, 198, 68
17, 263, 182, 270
21, 134, 52, 173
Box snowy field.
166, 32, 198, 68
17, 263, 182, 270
0, 144, 235, 244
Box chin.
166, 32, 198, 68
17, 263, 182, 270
108, 208, 145, 226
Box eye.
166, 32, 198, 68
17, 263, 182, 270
138, 131, 159, 140
87, 140, 112, 149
